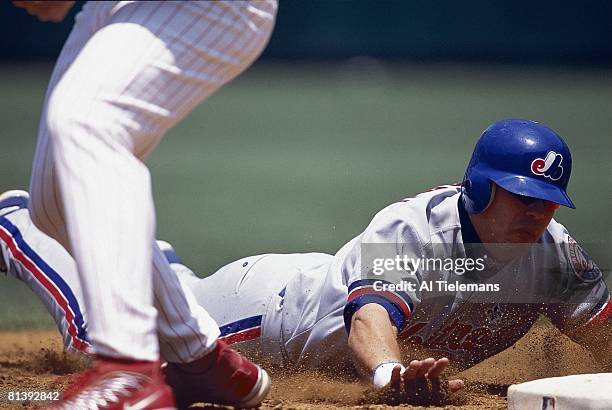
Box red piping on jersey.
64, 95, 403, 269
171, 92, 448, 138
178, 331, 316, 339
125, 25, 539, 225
219, 326, 261, 345
588, 301, 612, 327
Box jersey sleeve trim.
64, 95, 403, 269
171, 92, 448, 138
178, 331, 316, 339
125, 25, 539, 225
344, 279, 414, 334
587, 292, 612, 326
344, 294, 406, 333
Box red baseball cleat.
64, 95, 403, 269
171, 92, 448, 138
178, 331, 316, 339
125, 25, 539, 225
164, 340, 271, 409
46, 357, 176, 409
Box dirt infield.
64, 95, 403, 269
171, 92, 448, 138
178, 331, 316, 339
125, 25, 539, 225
0, 318, 606, 409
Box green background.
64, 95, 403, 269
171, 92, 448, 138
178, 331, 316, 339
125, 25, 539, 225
1, 62, 611, 330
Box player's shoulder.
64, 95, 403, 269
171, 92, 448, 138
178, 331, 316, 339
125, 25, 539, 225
382, 183, 461, 217
541, 218, 584, 249
397, 183, 462, 205
541, 219, 603, 284
541, 218, 569, 243
367, 183, 462, 240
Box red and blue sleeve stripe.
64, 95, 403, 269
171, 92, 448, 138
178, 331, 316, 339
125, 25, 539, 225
0, 217, 90, 352
587, 291, 612, 327
218, 315, 262, 345
344, 279, 414, 334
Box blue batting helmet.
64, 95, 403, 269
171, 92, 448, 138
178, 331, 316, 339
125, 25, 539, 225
461, 119, 575, 214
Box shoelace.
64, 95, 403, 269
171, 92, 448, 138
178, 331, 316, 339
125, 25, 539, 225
58, 372, 147, 410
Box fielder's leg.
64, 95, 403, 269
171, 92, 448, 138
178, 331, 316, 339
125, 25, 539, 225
29, 1, 277, 361
152, 242, 220, 363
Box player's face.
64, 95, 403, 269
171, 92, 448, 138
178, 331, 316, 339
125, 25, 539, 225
473, 185, 558, 260
483, 185, 557, 244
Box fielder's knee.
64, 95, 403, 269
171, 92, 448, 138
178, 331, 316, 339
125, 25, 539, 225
46, 85, 134, 155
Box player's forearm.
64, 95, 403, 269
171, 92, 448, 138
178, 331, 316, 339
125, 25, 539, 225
348, 304, 401, 377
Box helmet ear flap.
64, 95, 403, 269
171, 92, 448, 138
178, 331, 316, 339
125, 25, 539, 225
461, 179, 477, 213
462, 168, 492, 214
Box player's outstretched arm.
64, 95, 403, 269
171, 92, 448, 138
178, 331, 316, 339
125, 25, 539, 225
13, 1, 75, 23
348, 304, 464, 404
348, 303, 401, 376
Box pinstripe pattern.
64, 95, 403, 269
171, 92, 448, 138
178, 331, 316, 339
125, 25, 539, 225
28, 0, 277, 361
152, 243, 220, 363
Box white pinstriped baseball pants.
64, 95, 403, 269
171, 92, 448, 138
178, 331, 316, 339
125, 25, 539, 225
28, 1, 277, 361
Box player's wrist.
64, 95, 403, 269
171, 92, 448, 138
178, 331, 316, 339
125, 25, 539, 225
372, 361, 404, 388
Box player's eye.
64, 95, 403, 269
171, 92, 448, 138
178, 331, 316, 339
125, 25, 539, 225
512, 193, 559, 210
511, 192, 539, 206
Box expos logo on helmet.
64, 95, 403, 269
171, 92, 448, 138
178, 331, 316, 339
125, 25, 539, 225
531, 151, 564, 181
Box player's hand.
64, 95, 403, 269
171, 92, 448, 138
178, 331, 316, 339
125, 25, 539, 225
362, 357, 464, 405
13, 1, 75, 23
